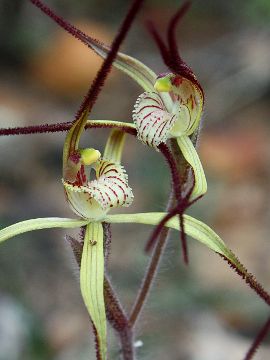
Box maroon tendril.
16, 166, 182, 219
30, 0, 145, 121
244, 315, 270, 360
147, 1, 203, 94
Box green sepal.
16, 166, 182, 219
86, 39, 156, 92
177, 135, 207, 199
80, 222, 107, 359
0, 218, 89, 244
105, 212, 238, 264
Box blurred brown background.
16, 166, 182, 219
0, 0, 270, 359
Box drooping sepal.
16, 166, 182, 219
63, 160, 133, 221
105, 212, 239, 263
133, 92, 177, 148
80, 222, 107, 360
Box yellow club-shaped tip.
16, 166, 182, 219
80, 148, 101, 166
154, 77, 172, 92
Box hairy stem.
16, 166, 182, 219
159, 143, 189, 264
119, 328, 135, 360
0, 120, 136, 137
104, 277, 135, 360
244, 315, 270, 360
219, 254, 270, 307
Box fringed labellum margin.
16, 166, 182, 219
133, 73, 207, 199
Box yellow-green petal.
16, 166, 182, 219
80, 222, 106, 360
0, 218, 88, 244
63, 111, 88, 176
103, 129, 126, 163
177, 135, 207, 199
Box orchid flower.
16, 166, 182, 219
1, 2, 270, 359
0, 1, 265, 281
0, 113, 248, 359
133, 71, 206, 199
24, 0, 206, 265
0, 120, 261, 360
67, 1, 207, 200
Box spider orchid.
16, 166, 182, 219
36, 0, 206, 200
0, 123, 250, 358
25, 0, 205, 265
0, 114, 249, 359
1, 2, 270, 359
0, 100, 264, 360
132, 3, 206, 201
1, 0, 266, 281
133, 70, 206, 200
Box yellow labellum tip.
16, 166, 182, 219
80, 148, 101, 166
154, 77, 172, 92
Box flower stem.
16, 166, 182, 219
0, 120, 136, 137
119, 328, 135, 360
159, 143, 189, 264
244, 315, 270, 360
104, 277, 135, 360
219, 254, 270, 307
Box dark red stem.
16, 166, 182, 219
0, 121, 137, 137
30, 0, 145, 120
167, 1, 191, 64
219, 254, 270, 307
146, 21, 170, 66
244, 315, 270, 360
158, 143, 189, 264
